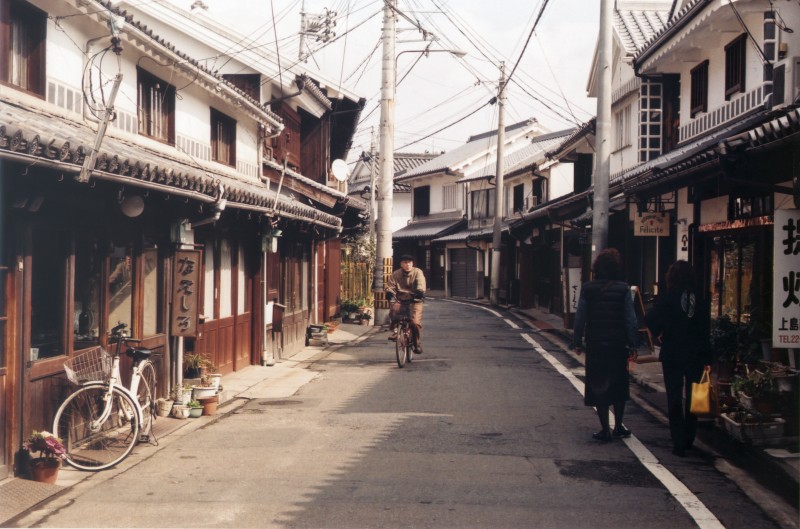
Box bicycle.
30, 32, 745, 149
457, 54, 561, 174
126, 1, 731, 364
392, 299, 415, 368
53, 322, 158, 471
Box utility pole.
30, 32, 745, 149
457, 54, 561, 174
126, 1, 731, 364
490, 63, 506, 306
373, 0, 396, 325
369, 128, 377, 244
77, 73, 123, 183
591, 0, 613, 262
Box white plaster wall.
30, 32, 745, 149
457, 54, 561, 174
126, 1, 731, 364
177, 90, 211, 146
392, 193, 412, 233
46, 18, 85, 90
679, 12, 765, 120
549, 162, 574, 200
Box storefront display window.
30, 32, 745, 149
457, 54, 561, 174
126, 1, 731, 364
31, 230, 68, 360
220, 240, 232, 319
709, 231, 771, 324
74, 237, 101, 349
108, 245, 134, 331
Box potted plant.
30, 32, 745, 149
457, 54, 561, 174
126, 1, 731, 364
198, 395, 219, 416
184, 353, 213, 379
340, 300, 360, 320
172, 404, 190, 419
172, 383, 193, 406
187, 399, 203, 418
23, 431, 66, 484
731, 367, 779, 414
156, 397, 174, 417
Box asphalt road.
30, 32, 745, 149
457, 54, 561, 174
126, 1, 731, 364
10, 299, 785, 528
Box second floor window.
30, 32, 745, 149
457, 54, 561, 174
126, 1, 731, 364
512, 184, 525, 213
471, 188, 495, 219
211, 108, 236, 166
138, 68, 175, 144
613, 104, 631, 151
725, 34, 746, 100
690, 61, 709, 118
442, 183, 457, 210
0, 0, 46, 96
413, 186, 430, 217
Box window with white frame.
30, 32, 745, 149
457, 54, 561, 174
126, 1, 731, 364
442, 183, 457, 210
639, 80, 663, 163
613, 104, 631, 151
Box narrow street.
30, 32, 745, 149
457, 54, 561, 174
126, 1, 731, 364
11, 300, 788, 528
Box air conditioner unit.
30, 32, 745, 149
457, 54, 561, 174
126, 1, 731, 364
525, 195, 540, 210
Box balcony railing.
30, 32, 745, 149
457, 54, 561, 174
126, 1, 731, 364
679, 85, 764, 143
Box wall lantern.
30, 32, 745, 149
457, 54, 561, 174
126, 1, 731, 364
120, 194, 145, 217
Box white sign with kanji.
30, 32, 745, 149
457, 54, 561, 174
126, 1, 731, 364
773, 209, 800, 348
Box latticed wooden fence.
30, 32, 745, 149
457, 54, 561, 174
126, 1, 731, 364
340, 259, 373, 306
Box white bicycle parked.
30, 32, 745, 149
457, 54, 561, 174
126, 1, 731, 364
53, 322, 157, 471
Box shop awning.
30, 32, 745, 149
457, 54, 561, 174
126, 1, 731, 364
392, 217, 465, 240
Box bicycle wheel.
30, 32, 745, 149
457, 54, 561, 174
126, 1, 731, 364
405, 327, 414, 363
53, 385, 140, 471
135, 360, 157, 437
395, 324, 407, 368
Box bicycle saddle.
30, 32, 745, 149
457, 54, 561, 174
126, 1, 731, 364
125, 347, 153, 361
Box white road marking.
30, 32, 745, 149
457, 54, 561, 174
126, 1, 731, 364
504, 318, 520, 329
521, 333, 724, 529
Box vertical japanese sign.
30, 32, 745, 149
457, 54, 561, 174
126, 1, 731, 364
171, 249, 201, 338
566, 268, 582, 314
773, 209, 800, 348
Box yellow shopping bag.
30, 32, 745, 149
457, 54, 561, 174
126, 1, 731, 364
690, 367, 712, 415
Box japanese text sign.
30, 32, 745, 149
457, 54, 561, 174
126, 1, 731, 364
773, 209, 800, 348
171, 249, 201, 338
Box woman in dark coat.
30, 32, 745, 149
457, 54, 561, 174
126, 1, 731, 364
644, 260, 712, 456
571, 248, 639, 442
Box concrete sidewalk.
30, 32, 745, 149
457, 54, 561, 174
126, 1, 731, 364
0, 322, 375, 527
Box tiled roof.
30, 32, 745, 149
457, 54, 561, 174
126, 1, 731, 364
615, 4, 670, 55
546, 119, 595, 160
633, 0, 712, 68
400, 119, 541, 180
393, 217, 465, 240
0, 101, 342, 230
89, 0, 283, 127
458, 129, 575, 182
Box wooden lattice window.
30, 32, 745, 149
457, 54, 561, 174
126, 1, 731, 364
0, 0, 46, 96
725, 34, 747, 100
690, 61, 709, 118
137, 68, 175, 144
211, 108, 236, 167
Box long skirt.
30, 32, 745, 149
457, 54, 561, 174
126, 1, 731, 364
584, 340, 630, 407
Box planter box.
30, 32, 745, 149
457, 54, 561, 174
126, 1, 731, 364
720, 413, 785, 446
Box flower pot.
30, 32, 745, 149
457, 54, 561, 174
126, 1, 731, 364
720, 412, 785, 445
188, 407, 203, 418
207, 373, 223, 390
156, 398, 174, 417
172, 405, 190, 419
30, 458, 60, 484
199, 395, 219, 416
192, 385, 217, 400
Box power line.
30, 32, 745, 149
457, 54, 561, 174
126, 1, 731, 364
395, 97, 495, 150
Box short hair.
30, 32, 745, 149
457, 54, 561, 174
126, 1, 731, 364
665, 260, 696, 294
591, 248, 623, 280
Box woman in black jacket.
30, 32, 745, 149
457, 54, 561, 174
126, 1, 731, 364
644, 260, 712, 456
572, 249, 639, 442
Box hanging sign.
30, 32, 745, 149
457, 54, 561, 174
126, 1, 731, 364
634, 212, 669, 237
773, 209, 800, 348
171, 249, 201, 338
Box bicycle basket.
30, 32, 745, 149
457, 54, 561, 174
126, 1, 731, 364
64, 346, 112, 385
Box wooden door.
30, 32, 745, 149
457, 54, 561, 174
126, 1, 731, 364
234, 244, 252, 370
315, 241, 325, 324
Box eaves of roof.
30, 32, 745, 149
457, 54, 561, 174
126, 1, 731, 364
615, 6, 670, 56
262, 158, 364, 211
546, 119, 596, 160
0, 101, 342, 230
633, 0, 712, 70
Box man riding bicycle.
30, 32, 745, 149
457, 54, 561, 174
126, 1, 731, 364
385, 254, 426, 354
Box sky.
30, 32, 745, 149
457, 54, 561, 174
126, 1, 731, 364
175, 0, 600, 162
